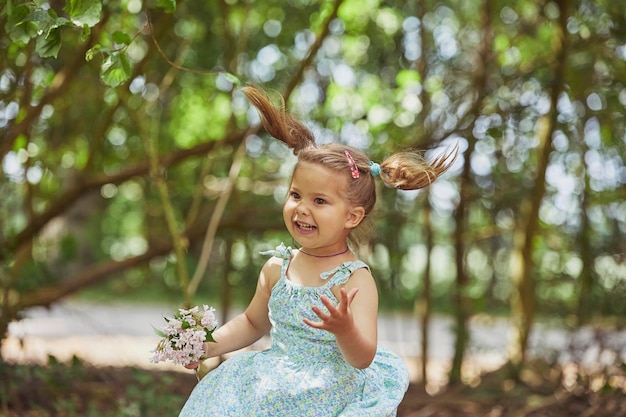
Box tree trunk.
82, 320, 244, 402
218, 239, 234, 365
413, 195, 433, 390
576, 126, 593, 325
449, 143, 471, 385
448, 0, 492, 385
412, 0, 432, 390
507, 0, 569, 373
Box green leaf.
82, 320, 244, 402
25, 9, 53, 26
152, 325, 166, 338
205, 332, 216, 343
12, 135, 28, 152
112, 30, 132, 46
220, 72, 242, 86
35, 26, 62, 58
100, 51, 132, 87
7, 2, 35, 28
396, 69, 421, 88
181, 320, 190, 329
85, 44, 103, 61
493, 34, 510, 53
8, 5, 39, 43
64, 0, 102, 27
22, 8, 70, 46
9, 21, 40, 42
156, 0, 176, 13
80, 23, 92, 41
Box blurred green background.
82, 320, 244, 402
1, 0, 625, 415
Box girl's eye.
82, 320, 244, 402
314, 198, 326, 204
290, 191, 301, 199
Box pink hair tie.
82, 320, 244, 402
344, 150, 359, 179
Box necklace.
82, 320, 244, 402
298, 247, 350, 258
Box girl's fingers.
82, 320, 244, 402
305, 288, 360, 330
303, 318, 322, 328
319, 295, 337, 312
319, 289, 360, 317
311, 306, 329, 321
337, 288, 358, 313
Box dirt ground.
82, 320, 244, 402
5, 362, 626, 417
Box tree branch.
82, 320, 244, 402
0, 13, 111, 161
283, 0, 345, 102
0, 130, 246, 260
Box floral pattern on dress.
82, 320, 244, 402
178, 244, 409, 417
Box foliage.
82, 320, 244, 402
0, 357, 192, 416
1, 0, 625, 384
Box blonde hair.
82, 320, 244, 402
242, 85, 457, 246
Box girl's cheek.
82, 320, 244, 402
282, 204, 293, 220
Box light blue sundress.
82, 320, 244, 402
178, 244, 409, 417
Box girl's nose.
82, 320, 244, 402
295, 201, 309, 215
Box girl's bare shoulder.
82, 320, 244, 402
259, 256, 284, 288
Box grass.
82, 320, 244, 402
0, 357, 195, 417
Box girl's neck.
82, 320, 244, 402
298, 246, 350, 258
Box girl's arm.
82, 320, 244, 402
304, 268, 378, 369
186, 257, 280, 368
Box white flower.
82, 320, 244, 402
150, 305, 219, 366
201, 305, 218, 330
164, 318, 183, 335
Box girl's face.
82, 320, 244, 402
283, 162, 363, 254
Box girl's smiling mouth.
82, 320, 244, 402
295, 221, 317, 233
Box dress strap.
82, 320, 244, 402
259, 243, 292, 278
260, 244, 369, 287
320, 261, 369, 287
259, 242, 292, 260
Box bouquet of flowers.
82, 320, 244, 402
150, 305, 218, 367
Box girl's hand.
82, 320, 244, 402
303, 287, 359, 335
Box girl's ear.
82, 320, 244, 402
346, 207, 366, 229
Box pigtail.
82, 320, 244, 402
241, 85, 316, 154
378, 145, 458, 190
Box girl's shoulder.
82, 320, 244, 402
259, 243, 292, 288
259, 255, 285, 288
328, 261, 377, 302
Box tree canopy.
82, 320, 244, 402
1, 0, 625, 381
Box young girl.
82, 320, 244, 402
178, 86, 456, 417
